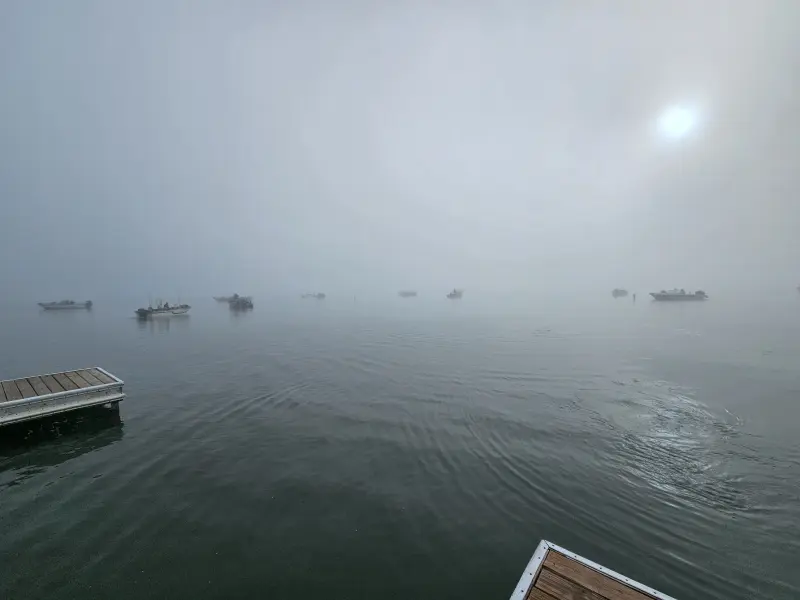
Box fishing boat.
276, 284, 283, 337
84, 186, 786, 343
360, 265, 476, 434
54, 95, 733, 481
214, 294, 239, 302
611, 288, 628, 298
650, 289, 708, 301
511, 540, 675, 599
229, 296, 253, 309
398, 290, 418, 297
38, 300, 92, 310
135, 300, 191, 319
446, 288, 463, 299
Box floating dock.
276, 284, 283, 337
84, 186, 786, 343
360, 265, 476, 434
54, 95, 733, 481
0, 368, 125, 427
511, 540, 675, 600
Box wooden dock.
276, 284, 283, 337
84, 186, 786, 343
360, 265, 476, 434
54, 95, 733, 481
0, 368, 125, 426
511, 541, 676, 600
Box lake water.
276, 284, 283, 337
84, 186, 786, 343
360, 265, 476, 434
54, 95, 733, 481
1, 295, 798, 599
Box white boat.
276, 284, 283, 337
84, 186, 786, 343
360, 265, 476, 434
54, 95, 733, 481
38, 300, 92, 310
650, 288, 708, 301
135, 301, 191, 318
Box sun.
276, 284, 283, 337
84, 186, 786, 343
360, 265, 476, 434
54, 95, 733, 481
657, 106, 697, 139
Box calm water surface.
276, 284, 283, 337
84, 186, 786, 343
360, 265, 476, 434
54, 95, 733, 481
1, 296, 798, 599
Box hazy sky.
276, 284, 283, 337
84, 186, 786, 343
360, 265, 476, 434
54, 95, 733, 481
1, 0, 798, 299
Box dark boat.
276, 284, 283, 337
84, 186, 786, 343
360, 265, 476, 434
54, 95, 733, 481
301, 293, 326, 299
398, 290, 417, 297
38, 300, 92, 310
229, 296, 253, 309
611, 288, 628, 298
446, 289, 463, 299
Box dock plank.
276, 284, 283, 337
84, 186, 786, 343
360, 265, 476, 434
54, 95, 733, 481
536, 569, 604, 600
27, 377, 51, 396
76, 369, 103, 387
65, 371, 92, 389
526, 587, 559, 600
89, 368, 115, 384
15, 378, 37, 398
41, 375, 65, 394
2, 380, 23, 401
53, 373, 79, 391
543, 552, 653, 600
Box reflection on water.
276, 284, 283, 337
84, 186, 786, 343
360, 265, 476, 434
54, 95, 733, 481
38, 308, 95, 319
620, 406, 745, 512
228, 307, 254, 321
136, 314, 191, 333
0, 406, 124, 489
598, 376, 749, 513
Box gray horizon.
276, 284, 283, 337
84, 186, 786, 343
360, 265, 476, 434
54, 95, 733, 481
2, 1, 798, 302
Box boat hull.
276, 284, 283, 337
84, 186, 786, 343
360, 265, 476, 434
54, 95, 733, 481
151, 308, 190, 316
136, 306, 191, 318
650, 294, 707, 301
39, 302, 92, 310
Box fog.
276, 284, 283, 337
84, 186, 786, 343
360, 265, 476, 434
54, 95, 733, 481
2, 0, 798, 302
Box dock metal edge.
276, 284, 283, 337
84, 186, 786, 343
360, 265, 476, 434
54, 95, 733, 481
509, 540, 678, 600
510, 540, 550, 600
